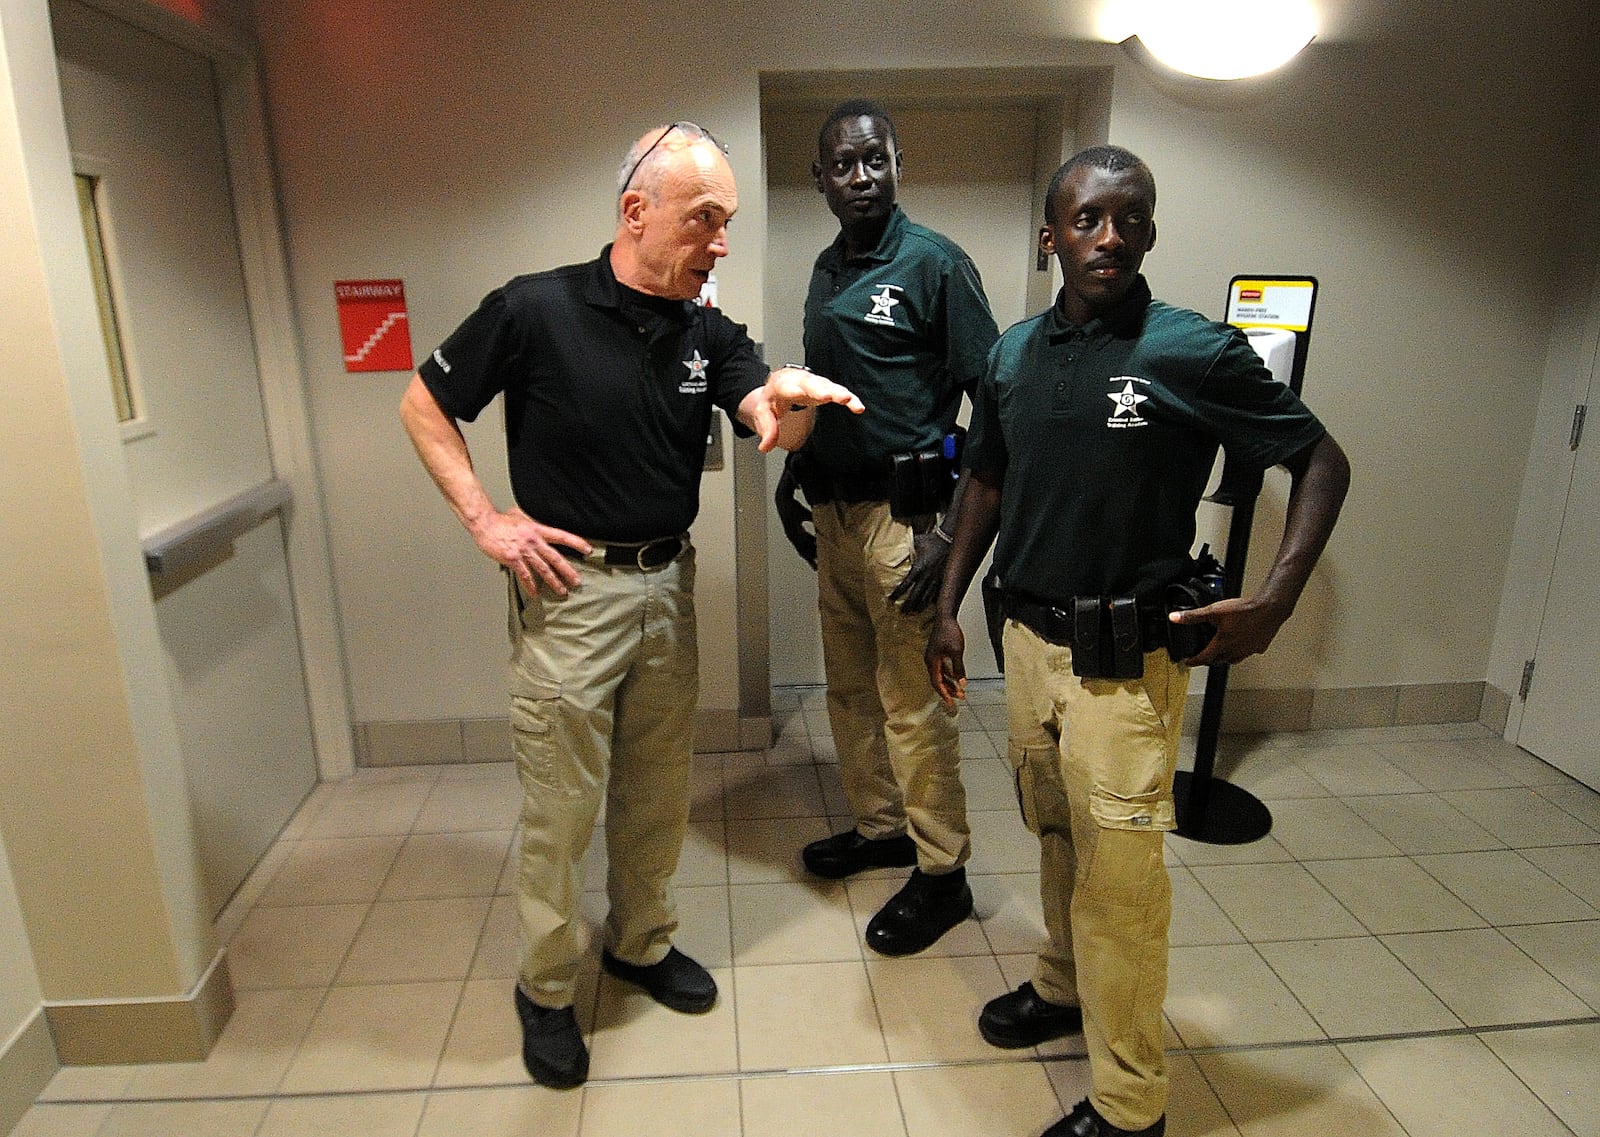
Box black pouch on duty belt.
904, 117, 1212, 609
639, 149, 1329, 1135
888, 449, 953, 520
1068, 596, 1145, 680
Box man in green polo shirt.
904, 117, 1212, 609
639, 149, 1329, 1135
774, 99, 998, 955
927, 146, 1349, 1137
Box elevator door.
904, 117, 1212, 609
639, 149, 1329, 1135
53, 0, 319, 915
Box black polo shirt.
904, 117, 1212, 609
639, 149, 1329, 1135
967, 277, 1325, 600
419, 248, 767, 542
803, 207, 997, 476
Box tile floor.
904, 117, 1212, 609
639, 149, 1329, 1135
16, 682, 1600, 1137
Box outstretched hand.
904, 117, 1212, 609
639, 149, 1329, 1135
746, 367, 865, 452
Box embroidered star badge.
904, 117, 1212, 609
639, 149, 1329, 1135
1108, 380, 1149, 419
682, 350, 709, 380
868, 286, 900, 319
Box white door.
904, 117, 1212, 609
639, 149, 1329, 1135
53, 0, 319, 915
1517, 355, 1600, 790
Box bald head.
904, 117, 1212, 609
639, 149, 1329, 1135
610, 124, 738, 300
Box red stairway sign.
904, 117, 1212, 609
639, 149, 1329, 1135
335, 279, 413, 372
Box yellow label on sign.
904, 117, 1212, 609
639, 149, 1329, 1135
1228, 279, 1315, 332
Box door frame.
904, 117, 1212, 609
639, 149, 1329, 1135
62, 0, 354, 780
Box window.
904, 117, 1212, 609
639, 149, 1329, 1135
74, 172, 137, 423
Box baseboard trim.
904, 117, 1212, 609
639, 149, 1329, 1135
1479, 683, 1512, 734
0, 1009, 57, 1135
1179, 679, 1487, 734
357, 681, 1495, 768
44, 951, 234, 1066
358, 709, 777, 766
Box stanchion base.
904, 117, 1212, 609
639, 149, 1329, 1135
1173, 772, 1273, 844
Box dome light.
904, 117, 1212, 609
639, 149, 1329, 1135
1129, 0, 1316, 81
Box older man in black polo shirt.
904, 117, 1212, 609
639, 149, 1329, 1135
401, 122, 861, 1090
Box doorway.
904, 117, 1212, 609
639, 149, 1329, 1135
758, 68, 1093, 686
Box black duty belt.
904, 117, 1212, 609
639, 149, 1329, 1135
809, 468, 893, 504
1003, 593, 1168, 679
557, 536, 685, 571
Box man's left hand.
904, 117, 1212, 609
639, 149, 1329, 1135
744, 367, 864, 452
1169, 595, 1292, 666
889, 530, 950, 613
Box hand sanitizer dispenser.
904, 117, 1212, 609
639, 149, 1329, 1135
1242, 326, 1295, 386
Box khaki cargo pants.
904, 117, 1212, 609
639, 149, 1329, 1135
815, 500, 969, 871
507, 546, 697, 1009
1003, 618, 1188, 1132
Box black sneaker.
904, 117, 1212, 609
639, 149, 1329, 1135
1042, 1098, 1165, 1137
864, 868, 973, 956
513, 986, 588, 1089
979, 981, 1084, 1048
600, 946, 717, 1013
802, 829, 917, 879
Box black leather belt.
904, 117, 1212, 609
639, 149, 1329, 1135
558, 536, 685, 571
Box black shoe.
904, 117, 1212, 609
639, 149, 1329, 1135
864, 868, 974, 956
1042, 1099, 1165, 1137
600, 946, 717, 1013
802, 829, 918, 879
513, 986, 588, 1089
979, 981, 1085, 1048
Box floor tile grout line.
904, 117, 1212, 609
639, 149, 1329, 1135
42, 1013, 1600, 1109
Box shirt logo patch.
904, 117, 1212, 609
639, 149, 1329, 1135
432, 347, 451, 373
1106, 377, 1151, 429
679, 350, 709, 394
865, 284, 904, 327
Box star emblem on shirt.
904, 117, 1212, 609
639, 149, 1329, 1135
868, 286, 900, 319
1108, 380, 1149, 418
682, 351, 709, 380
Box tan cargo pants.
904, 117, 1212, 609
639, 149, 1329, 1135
507, 546, 697, 1009
814, 501, 968, 871
1002, 617, 1188, 1132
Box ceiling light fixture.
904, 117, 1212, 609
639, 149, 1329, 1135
1124, 0, 1317, 81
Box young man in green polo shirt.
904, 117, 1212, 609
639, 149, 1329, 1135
775, 99, 999, 955
927, 146, 1349, 1137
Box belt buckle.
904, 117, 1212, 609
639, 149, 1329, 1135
636, 537, 680, 570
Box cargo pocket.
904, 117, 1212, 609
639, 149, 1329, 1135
1088, 783, 1177, 834
1009, 742, 1070, 836
1080, 783, 1174, 901
510, 676, 567, 794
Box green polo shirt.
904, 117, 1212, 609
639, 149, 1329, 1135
803, 207, 998, 478
967, 277, 1325, 600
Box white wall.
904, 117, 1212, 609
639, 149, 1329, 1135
250, 0, 1597, 730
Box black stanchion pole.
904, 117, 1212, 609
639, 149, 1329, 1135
1173, 468, 1273, 844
